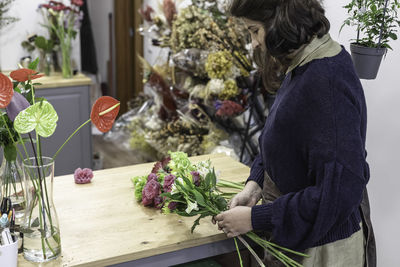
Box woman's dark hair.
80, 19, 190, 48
229, 0, 330, 91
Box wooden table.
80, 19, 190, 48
18, 154, 250, 267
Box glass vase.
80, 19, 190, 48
0, 157, 26, 225
21, 157, 61, 262
60, 42, 72, 79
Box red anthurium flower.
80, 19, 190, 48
90, 96, 120, 133
10, 69, 44, 82
0, 73, 14, 108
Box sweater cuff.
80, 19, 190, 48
251, 204, 274, 232
246, 167, 264, 189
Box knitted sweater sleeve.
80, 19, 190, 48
246, 154, 265, 189
251, 63, 369, 250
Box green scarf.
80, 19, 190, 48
286, 34, 342, 74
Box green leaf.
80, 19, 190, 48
31, 217, 40, 227
191, 214, 208, 233
215, 196, 228, 211
4, 143, 17, 161
28, 58, 39, 71
34, 36, 47, 50
193, 189, 206, 207
19, 228, 34, 234
389, 32, 397, 40
211, 168, 217, 188
14, 101, 58, 137
181, 174, 194, 190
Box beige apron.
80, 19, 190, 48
260, 172, 367, 267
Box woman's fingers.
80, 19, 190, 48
230, 197, 239, 209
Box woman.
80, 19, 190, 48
214, 0, 376, 266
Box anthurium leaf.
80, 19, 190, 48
14, 101, 58, 137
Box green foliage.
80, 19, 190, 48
342, 0, 400, 49
0, 112, 18, 148
0, 0, 18, 29
131, 176, 147, 202
34, 36, 55, 53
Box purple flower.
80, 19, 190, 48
6, 92, 30, 121
74, 168, 94, 184
142, 179, 160, 206
154, 196, 164, 209
147, 173, 158, 182
191, 171, 200, 186
163, 174, 176, 192
168, 202, 177, 211
214, 100, 222, 110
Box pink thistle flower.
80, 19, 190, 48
142, 179, 160, 206
163, 174, 176, 192
147, 173, 158, 182
74, 168, 94, 184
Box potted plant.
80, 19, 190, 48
342, 0, 400, 79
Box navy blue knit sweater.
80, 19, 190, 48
248, 48, 370, 250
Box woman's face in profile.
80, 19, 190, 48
242, 18, 266, 52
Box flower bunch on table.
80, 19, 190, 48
131, 151, 308, 267
0, 59, 120, 261
38, 0, 84, 78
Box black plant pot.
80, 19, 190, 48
350, 43, 387, 80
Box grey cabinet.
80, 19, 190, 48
35, 84, 92, 176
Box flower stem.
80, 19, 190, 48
234, 237, 243, 267
52, 118, 91, 160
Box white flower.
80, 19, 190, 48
207, 79, 225, 95
185, 200, 199, 214
171, 184, 178, 195
230, 65, 241, 79
171, 177, 184, 195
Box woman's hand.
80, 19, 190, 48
230, 180, 262, 208
214, 206, 252, 238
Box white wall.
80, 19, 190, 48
0, 0, 80, 71
325, 1, 399, 266
87, 0, 113, 83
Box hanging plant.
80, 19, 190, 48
341, 0, 400, 79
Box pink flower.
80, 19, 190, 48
139, 5, 154, 23
147, 173, 158, 182
163, 0, 176, 26
191, 171, 200, 186
74, 168, 93, 184
163, 174, 176, 192
71, 0, 84, 7
215, 100, 244, 117
142, 179, 160, 206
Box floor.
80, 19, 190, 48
92, 134, 147, 169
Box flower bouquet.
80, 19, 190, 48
0, 59, 120, 262
38, 0, 84, 78
132, 151, 308, 267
